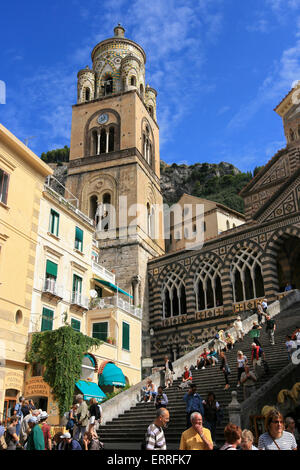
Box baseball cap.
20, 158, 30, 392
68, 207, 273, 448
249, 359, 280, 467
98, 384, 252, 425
60, 432, 71, 439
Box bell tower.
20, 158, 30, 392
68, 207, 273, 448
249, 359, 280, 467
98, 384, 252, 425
66, 25, 165, 362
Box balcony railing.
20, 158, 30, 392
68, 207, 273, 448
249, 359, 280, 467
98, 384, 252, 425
42, 278, 64, 299
91, 296, 142, 320
92, 261, 115, 284
71, 291, 89, 309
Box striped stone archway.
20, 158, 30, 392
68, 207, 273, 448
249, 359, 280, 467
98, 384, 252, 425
264, 225, 300, 302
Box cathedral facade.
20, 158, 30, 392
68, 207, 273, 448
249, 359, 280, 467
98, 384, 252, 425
148, 84, 300, 365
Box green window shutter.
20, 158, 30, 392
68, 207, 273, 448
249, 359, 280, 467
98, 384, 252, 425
92, 322, 107, 341
50, 210, 59, 236
122, 322, 130, 351
75, 227, 83, 251
41, 308, 54, 332
71, 318, 81, 332
46, 260, 58, 278
73, 275, 82, 293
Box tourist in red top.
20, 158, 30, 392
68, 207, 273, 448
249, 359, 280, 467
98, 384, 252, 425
196, 348, 210, 370
39, 411, 52, 450
179, 366, 193, 389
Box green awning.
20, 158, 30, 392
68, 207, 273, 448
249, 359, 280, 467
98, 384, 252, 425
46, 260, 57, 278
75, 380, 106, 403
94, 278, 133, 299
98, 363, 126, 388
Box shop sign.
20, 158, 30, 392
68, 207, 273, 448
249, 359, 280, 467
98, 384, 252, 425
5, 371, 23, 391
25, 377, 50, 397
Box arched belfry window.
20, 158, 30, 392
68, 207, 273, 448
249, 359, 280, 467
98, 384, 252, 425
162, 268, 187, 318
89, 195, 98, 223
140, 84, 144, 98
147, 203, 155, 239
142, 124, 154, 168
290, 129, 295, 142
194, 257, 223, 311
101, 193, 111, 232
130, 76, 136, 87
85, 88, 91, 101
109, 127, 115, 152
230, 247, 265, 303
103, 75, 113, 96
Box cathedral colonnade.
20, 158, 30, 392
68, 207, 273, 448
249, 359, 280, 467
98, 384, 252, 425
148, 221, 300, 364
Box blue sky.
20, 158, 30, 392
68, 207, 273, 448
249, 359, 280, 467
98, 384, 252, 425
1, 0, 300, 172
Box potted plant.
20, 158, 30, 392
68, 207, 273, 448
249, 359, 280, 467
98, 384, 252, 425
107, 336, 114, 345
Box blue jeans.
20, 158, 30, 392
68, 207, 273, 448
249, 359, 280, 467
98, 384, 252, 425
74, 425, 86, 441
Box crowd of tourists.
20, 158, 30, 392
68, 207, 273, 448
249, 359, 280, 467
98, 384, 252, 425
2, 299, 300, 451
0, 394, 103, 451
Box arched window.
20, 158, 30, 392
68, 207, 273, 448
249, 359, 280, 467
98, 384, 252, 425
148, 106, 153, 118
89, 195, 98, 222
194, 256, 223, 311
140, 84, 144, 98
101, 193, 111, 232
100, 129, 106, 154
226, 220, 230, 230
230, 247, 264, 303
109, 127, 115, 152
130, 76, 136, 86
80, 355, 95, 381
104, 76, 113, 95
162, 269, 187, 318
85, 88, 91, 101
92, 130, 98, 155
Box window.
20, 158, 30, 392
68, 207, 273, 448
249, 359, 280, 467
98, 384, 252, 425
92, 322, 108, 341
45, 260, 58, 291
71, 318, 81, 332
41, 307, 54, 332
72, 274, 82, 304
73, 274, 82, 294
85, 88, 90, 101
130, 76, 136, 86
80, 355, 95, 381
122, 322, 130, 351
0, 169, 9, 205
75, 227, 83, 251
49, 209, 59, 237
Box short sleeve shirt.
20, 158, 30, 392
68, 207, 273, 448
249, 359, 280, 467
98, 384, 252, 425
179, 427, 212, 450
258, 431, 297, 450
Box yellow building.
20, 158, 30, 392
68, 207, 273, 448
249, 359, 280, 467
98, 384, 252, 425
0, 123, 52, 422
25, 177, 142, 424
166, 193, 246, 253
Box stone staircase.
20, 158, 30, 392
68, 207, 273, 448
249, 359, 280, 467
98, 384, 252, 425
98, 301, 300, 450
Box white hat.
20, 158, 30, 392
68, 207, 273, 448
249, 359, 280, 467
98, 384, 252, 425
28, 416, 38, 424
60, 432, 71, 439
237, 316, 241, 320
39, 411, 48, 420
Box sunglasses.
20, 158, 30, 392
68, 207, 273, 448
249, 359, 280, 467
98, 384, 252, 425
271, 420, 283, 424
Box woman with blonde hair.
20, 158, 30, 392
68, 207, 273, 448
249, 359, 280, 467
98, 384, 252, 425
241, 429, 258, 450
88, 397, 101, 436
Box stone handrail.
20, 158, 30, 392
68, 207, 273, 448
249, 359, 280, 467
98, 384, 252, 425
100, 290, 300, 425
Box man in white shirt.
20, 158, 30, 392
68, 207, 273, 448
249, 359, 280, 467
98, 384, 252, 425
233, 316, 244, 341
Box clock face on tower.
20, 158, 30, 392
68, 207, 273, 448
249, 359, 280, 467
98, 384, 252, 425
98, 113, 109, 124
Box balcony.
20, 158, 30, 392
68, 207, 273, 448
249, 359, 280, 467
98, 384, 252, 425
42, 278, 63, 301
90, 296, 142, 320
92, 261, 115, 284
70, 291, 89, 310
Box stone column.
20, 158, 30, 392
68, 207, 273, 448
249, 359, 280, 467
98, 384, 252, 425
227, 391, 242, 427
106, 130, 109, 153
132, 275, 141, 306
97, 132, 100, 155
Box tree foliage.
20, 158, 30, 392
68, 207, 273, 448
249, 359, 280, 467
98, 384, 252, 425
41, 146, 70, 164
27, 326, 101, 416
